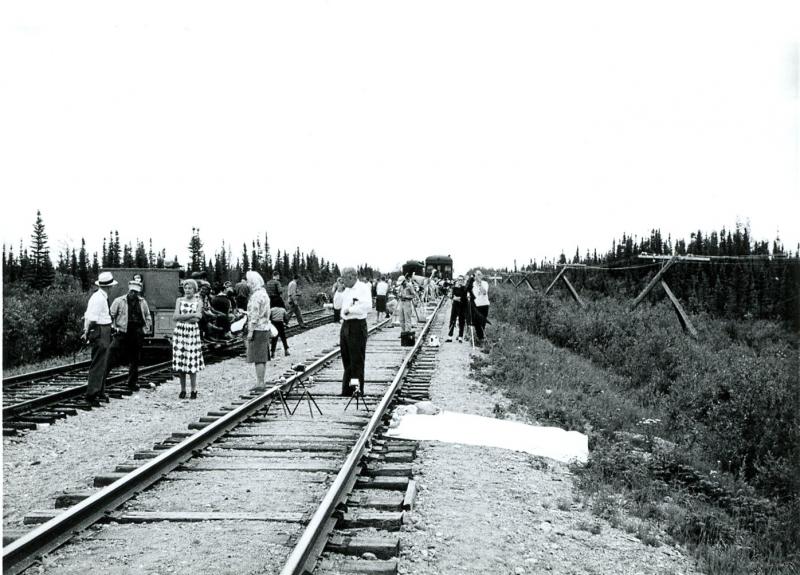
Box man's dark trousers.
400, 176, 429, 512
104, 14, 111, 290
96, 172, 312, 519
448, 302, 466, 338
108, 328, 144, 387
87, 325, 112, 397
286, 298, 305, 327
340, 318, 367, 395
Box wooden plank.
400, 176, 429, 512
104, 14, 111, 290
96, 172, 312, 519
318, 557, 398, 575
544, 267, 568, 295
112, 511, 304, 523
339, 511, 404, 530
631, 256, 678, 308
661, 280, 698, 338
561, 276, 585, 308
326, 534, 400, 559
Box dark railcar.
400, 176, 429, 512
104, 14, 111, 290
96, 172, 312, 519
101, 268, 181, 354
425, 255, 453, 280
401, 260, 425, 277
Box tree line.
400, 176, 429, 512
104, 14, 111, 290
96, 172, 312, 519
2, 212, 354, 293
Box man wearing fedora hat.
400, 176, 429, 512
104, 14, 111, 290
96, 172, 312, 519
82, 271, 118, 404
109, 278, 152, 391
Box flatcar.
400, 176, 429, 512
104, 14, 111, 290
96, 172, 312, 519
101, 267, 181, 356
424, 254, 453, 280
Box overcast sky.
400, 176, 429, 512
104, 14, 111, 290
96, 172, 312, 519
1, 1, 798, 274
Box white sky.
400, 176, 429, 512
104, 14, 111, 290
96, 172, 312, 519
1, 1, 798, 274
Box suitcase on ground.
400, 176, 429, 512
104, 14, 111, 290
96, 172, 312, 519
400, 331, 416, 347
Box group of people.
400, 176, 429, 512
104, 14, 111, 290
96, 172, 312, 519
81, 269, 308, 403
82, 272, 151, 404
81, 266, 488, 405
445, 270, 491, 344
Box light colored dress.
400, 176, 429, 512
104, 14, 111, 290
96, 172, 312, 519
172, 298, 205, 373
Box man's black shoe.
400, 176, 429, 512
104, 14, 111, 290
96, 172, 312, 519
97, 393, 110, 401
85, 395, 100, 405
128, 384, 141, 391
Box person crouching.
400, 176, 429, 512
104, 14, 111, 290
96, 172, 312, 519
269, 303, 290, 357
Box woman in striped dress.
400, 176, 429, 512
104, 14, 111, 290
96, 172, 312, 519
172, 279, 205, 399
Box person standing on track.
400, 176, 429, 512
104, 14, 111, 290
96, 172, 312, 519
245, 271, 272, 388
471, 270, 491, 343
266, 270, 284, 307
108, 278, 152, 391
332, 277, 345, 323
445, 275, 468, 343
82, 271, 117, 404
396, 275, 417, 334
172, 279, 205, 399
339, 267, 372, 396
285, 274, 306, 328
375, 276, 389, 321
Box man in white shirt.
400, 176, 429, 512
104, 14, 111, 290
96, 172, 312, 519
339, 267, 373, 395
82, 271, 117, 404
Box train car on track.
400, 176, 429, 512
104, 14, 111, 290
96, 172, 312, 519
401, 260, 425, 277
424, 254, 453, 279
102, 268, 181, 356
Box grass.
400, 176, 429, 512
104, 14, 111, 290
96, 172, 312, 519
3, 349, 91, 378
473, 320, 800, 575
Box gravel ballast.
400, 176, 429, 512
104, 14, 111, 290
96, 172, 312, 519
2, 319, 346, 533
397, 313, 701, 575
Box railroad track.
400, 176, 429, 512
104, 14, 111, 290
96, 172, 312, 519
2, 308, 333, 437
3, 298, 445, 575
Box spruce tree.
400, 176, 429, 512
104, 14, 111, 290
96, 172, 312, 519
188, 228, 204, 272
28, 210, 55, 289
78, 238, 90, 291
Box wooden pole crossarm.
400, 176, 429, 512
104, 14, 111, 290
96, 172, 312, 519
561, 275, 585, 308
632, 256, 678, 308
544, 266, 568, 295
661, 280, 698, 338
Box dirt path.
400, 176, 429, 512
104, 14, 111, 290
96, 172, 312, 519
398, 315, 701, 575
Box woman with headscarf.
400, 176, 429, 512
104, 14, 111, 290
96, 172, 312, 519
245, 271, 271, 387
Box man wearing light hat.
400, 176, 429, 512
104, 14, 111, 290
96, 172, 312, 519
82, 271, 118, 404
109, 278, 152, 391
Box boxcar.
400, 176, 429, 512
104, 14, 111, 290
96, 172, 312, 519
401, 260, 425, 277
424, 255, 453, 280
101, 268, 181, 354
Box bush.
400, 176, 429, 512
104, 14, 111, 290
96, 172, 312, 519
3, 282, 88, 368
484, 286, 800, 572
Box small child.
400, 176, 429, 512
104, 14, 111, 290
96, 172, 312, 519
270, 305, 290, 357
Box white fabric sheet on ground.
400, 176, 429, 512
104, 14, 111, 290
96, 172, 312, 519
386, 411, 588, 464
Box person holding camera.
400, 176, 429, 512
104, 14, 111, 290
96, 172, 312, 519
82, 271, 117, 404
446, 275, 468, 342
339, 267, 372, 396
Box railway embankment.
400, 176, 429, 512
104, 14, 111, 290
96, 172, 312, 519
396, 317, 699, 575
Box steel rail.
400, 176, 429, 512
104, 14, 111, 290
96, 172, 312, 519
2, 361, 174, 419
3, 361, 92, 388
280, 297, 445, 575
2, 313, 383, 575
2, 307, 329, 387
2, 310, 333, 420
